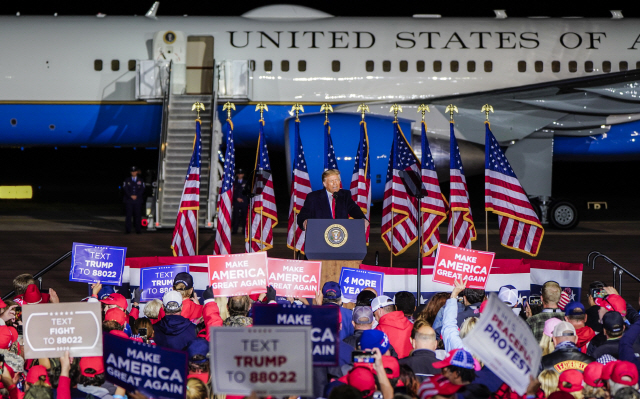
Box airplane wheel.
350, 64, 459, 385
549, 200, 579, 230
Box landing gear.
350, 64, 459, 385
549, 200, 579, 230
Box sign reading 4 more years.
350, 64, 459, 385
69, 242, 127, 285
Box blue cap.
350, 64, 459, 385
322, 281, 341, 299
360, 330, 390, 353
187, 339, 209, 363
98, 285, 116, 300
565, 301, 586, 317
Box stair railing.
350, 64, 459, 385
588, 251, 640, 295
2, 251, 72, 300
154, 60, 172, 229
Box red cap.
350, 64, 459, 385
611, 361, 639, 386
558, 369, 583, 392
382, 356, 400, 379
419, 374, 463, 399
0, 326, 17, 349
584, 362, 605, 388
100, 293, 128, 310
602, 361, 619, 380
24, 284, 43, 304
80, 357, 105, 377
105, 308, 128, 326
26, 365, 51, 385
347, 366, 376, 398
595, 295, 627, 316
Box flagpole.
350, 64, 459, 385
390, 210, 394, 267
388, 105, 402, 267
191, 103, 205, 256
482, 104, 494, 252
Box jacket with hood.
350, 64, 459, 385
376, 310, 413, 358
153, 314, 197, 351
575, 325, 596, 353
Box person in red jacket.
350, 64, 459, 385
373, 295, 413, 358
201, 286, 223, 340
564, 301, 596, 353
173, 272, 203, 321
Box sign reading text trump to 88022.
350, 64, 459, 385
432, 243, 495, 289
69, 242, 127, 285
140, 265, 189, 302
23, 302, 102, 359
208, 252, 268, 297
210, 326, 313, 397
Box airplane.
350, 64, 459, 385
2, 3, 640, 231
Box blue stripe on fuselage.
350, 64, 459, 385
555, 120, 640, 161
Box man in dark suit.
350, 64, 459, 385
123, 166, 145, 234
297, 169, 368, 230
232, 169, 249, 234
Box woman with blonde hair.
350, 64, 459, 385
539, 369, 560, 397
186, 378, 209, 399
541, 318, 563, 355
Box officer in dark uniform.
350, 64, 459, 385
232, 169, 249, 234
123, 166, 145, 234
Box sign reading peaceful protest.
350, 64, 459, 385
208, 252, 268, 297
267, 258, 321, 298
210, 326, 313, 397
463, 293, 542, 396
104, 333, 188, 399
140, 265, 189, 302
339, 268, 384, 303
432, 244, 495, 289
252, 303, 339, 366
23, 302, 102, 359
70, 242, 127, 285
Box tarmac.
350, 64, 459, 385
1, 202, 639, 307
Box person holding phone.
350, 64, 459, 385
585, 281, 606, 335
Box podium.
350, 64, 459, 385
305, 219, 367, 288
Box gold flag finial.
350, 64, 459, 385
417, 104, 430, 122
192, 102, 205, 119
222, 102, 236, 120
445, 104, 458, 122
389, 104, 403, 122
357, 103, 369, 121
320, 103, 333, 123
255, 103, 269, 121
291, 103, 304, 121
481, 104, 494, 121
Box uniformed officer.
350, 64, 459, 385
232, 169, 249, 234
123, 166, 145, 234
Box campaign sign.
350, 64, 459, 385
267, 258, 321, 298
463, 293, 541, 396
23, 302, 102, 359
210, 326, 313, 397
252, 303, 339, 366
339, 268, 384, 303
70, 243, 126, 285
140, 265, 189, 302
104, 333, 188, 399
432, 244, 495, 289
208, 252, 268, 297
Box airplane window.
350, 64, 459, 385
534, 61, 543, 73
417, 61, 425, 72
249, 60, 256, 71
568, 61, 577, 73
383, 61, 391, 72
603, 61, 611, 73
552, 61, 560, 73
264, 60, 272, 72
518, 61, 526, 73
94, 60, 103, 71
400, 61, 408, 72
467, 61, 475, 72
620, 61, 628, 71
332, 60, 340, 72
433, 61, 442, 72
585, 61, 593, 73
298, 60, 306, 72
484, 61, 492, 72
450, 61, 459, 72
281, 60, 290, 72
128, 60, 136, 72
111, 60, 120, 71
366, 60, 374, 72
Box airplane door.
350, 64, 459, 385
186, 36, 214, 95
153, 30, 187, 94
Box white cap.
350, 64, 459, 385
163, 290, 183, 311
498, 285, 519, 307
371, 295, 395, 313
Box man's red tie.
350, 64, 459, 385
332, 196, 336, 219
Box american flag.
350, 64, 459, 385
447, 122, 476, 248
419, 121, 448, 256
350, 121, 371, 244
213, 120, 235, 255
246, 121, 278, 252
381, 122, 420, 255
485, 122, 544, 256
287, 119, 311, 253
324, 121, 339, 171
171, 120, 201, 256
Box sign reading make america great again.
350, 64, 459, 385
267, 258, 321, 298
207, 252, 268, 297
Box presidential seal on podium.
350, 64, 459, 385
325, 224, 348, 248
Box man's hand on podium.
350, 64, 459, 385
364, 219, 370, 230
303, 220, 308, 230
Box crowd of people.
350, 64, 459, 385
1, 271, 640, 399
